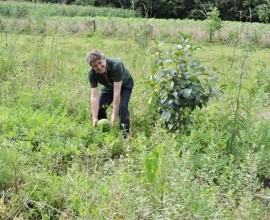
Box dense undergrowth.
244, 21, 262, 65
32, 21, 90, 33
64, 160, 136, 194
0, 4, 270, 219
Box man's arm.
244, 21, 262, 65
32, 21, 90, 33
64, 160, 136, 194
110, 81, 122, 126
91, 87, 99, 126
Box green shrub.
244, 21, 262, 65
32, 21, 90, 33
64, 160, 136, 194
204, 7, 222, 42
148, 33, 218, 132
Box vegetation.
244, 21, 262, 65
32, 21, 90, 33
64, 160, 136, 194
9, 0, 270, 22
0, 1, 141, 18
1, 15, 270, 48
0, 1, 270, 219
148, 34, 217, 132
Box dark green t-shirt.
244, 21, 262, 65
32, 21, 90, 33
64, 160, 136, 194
88, 58, 131, 89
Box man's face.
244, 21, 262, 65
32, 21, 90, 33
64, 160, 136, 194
91, 59, 106, 74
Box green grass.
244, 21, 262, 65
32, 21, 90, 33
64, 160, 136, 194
0, 22, 270, 219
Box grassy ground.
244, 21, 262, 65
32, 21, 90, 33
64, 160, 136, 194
0, 31, 270, 219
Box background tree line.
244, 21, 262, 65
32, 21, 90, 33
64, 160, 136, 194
17, 0, 270, 22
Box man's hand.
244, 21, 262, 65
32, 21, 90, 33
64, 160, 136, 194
93, 118, 98, 127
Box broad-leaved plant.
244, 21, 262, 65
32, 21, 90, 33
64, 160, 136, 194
148, 34, 217, 132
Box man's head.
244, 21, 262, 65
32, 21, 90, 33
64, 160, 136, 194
87, 50, 106, 74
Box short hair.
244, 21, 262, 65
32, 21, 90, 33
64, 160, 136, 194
87, 49, 105, 66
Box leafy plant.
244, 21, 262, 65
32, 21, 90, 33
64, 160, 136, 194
0, 38, 18, 80
202, 6, 222, 42
257, 2, 270, 23
0, 146, 24, 195
148, 34, 217, 132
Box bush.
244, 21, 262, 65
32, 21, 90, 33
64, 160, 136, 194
148, 33, 218, 132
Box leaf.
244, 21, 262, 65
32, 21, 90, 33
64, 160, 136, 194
195, 94, 201, 101
170, 81, 175, 90
162, 110, 171, 121
179, 79, 190, 87
167, 123, 174, 130
172, 91, 178, 98
168, 100, 173, 105
192, 84, 201, 93
183, 88, 192, 99
174, 99, 180, 105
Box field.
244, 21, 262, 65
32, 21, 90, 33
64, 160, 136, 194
1, 2, 270, 219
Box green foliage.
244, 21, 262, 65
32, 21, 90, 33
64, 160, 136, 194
204, 6, 222, 42
104, 134, 124, 158
0, 148, 22, 192
148, 34, 217, 132
144, 149, 160, 183
0, 2, 29, 18
256, 1, 270, 23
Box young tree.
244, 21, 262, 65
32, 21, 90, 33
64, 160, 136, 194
202, 6, 222, 42
148, 34, 217, 132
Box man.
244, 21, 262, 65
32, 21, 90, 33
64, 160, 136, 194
87, 49, 134, 137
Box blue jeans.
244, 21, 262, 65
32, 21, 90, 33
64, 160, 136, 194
98, 77, 134, 137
